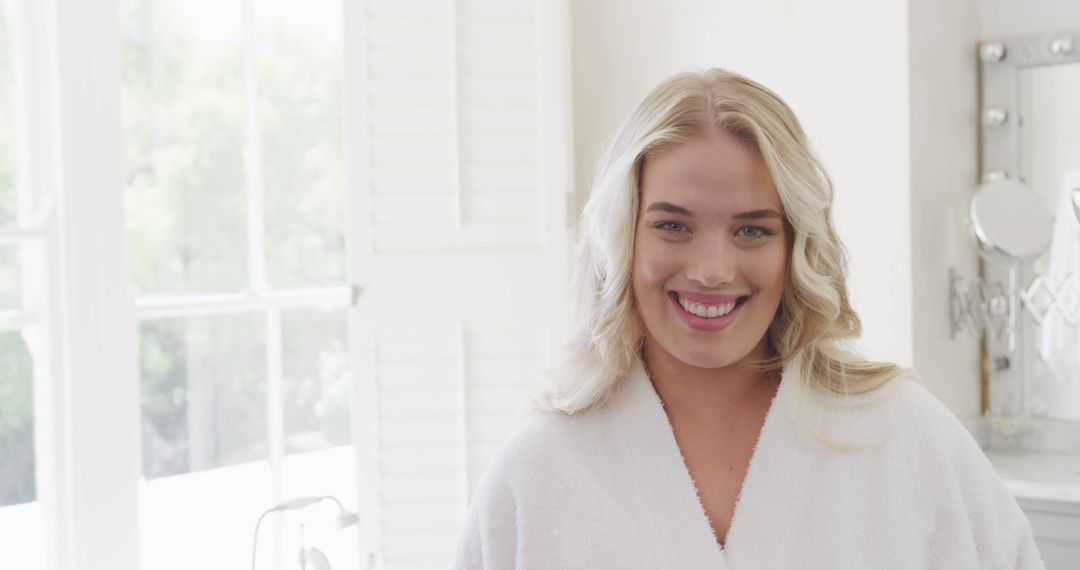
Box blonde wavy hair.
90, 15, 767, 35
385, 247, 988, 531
530, 68, 907, 434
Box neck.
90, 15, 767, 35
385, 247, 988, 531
641, 335, 779, 426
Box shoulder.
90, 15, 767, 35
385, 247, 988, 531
788, 368, 976, 456
886, 373, 967, 432
872, 373, 1045, 567
883, 373, 983, 456
454, 409, 606, 568
787, 369, 1044, 568
465, 398, 623, 516
473, 408, 599, 493
861, 372, 993, 473
801, 370, 1001, 484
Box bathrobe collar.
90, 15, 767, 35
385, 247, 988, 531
602, 356, 792, 564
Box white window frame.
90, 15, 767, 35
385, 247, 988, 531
126, 4, 355, 555
13, 0, 359, 569
10, 0, 574, 566
15, 0, 142, 569
0, 0, 56, 567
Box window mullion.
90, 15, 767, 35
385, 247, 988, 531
266, 306, 285, 570
133, 286, 350, 321
243, 5, 287, 570
243, 0, 266, 294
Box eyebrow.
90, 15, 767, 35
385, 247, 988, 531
644, 202, 693, 216
733, 209, 784, 220
643, 202, 783, 220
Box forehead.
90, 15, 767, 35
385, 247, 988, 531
640, 134, 779, 211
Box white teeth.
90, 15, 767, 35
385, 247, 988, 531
677, 297, 739, 318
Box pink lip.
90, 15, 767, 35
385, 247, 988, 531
668, 291, 749, 332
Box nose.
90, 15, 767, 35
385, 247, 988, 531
685, 238, 737, 288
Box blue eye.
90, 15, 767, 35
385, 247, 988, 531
654, 221, 687, 233
738, 226, 775, 239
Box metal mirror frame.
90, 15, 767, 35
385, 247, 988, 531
978, 30, 1080, 429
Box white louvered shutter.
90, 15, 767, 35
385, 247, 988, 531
344, 0, 571, 567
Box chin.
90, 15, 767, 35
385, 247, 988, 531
664, 338, 746, 370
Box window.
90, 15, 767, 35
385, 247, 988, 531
0, 0, 31, 507
0, 1, 571, 567
121, 0, 356, 567
0, 1, 47, 567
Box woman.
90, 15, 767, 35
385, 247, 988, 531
454, 68, 1044, 569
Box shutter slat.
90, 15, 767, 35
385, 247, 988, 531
369, 78, 454, 105
372, 135, 454, 164
461, 161, 536, 192
372, 166, 455, 193
461, 105, 535, 134
459, 19, 533, 48
360, 2, 564, 563
368, 20, 452, 48
373, 223, 541, 252
369, 0, 451, 19
372, 107, 455, 135
379, 387, 459, 418
381, 417, 465, 447
381, 447, 460, 476
370, 49, 453, 77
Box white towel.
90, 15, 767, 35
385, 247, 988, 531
453, 356, 1045, 569
1038, 171, 1080, 418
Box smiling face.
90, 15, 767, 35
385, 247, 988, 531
632, 132, 788, 370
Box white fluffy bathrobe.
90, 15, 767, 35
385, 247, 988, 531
453, 358, 1045, 569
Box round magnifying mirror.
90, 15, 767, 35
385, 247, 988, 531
969, 178, 1053, 263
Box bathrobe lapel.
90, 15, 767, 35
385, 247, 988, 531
455, 354, 1046, 569
603, 359, 789, 568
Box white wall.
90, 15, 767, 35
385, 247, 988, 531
909, 0, 982, 421
571, 0, 983, 420
981, 0, 1080, 38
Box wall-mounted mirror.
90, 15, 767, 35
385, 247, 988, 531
1018, 60, 1080, 421
977, 31, 1080, 426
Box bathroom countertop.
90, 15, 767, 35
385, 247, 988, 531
985, 450, 1080, 505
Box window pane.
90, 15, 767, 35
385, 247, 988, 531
0, 14, 43, 568
122, 0, 247, 294
0, 331, 34, 506
0, 244, 19, 311
282, 307, 350, 454
139, 313, 266, 479
259, 0, 345, 288
0, 2, 15, 226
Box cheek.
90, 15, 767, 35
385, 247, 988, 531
745, 245, 788, 292
633, 233, 680, 287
